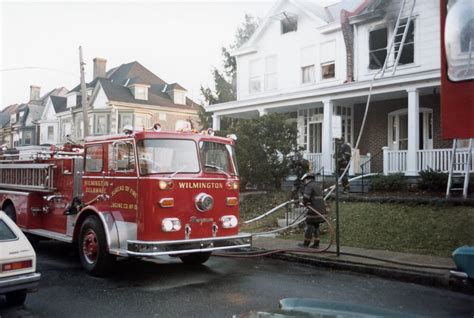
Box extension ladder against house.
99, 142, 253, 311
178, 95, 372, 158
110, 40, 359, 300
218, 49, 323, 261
381, 0, 417, 77
446, 139, 473, 199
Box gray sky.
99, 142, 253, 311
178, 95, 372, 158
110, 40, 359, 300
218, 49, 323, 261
0, 0, 273, 109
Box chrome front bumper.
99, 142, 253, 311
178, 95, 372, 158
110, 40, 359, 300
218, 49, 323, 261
127, 233, 252, 257
0, 272, 41, 294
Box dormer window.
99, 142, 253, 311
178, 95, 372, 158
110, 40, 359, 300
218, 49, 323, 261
281, 13, 297, 34
67, 93, 77, 108
10, 114, 16, 124
129, 84, 150, 100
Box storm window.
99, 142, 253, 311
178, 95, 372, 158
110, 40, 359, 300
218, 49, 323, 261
395, 19, 415, 65
369, 27, 388, 69
249, 59, 262, 94
320, 40, 336, 79
264, 56, 278, 91
281, 14, 297, 34
301, 46, 316, 84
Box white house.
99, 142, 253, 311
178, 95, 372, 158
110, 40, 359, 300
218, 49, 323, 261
206, 0, 470, 176
38, 93, 68, 145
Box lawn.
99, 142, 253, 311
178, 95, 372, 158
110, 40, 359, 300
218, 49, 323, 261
240, 191, 474, 257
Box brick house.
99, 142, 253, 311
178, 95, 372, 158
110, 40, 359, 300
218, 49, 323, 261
56, 58, 200, 143
206, 0, 472, 176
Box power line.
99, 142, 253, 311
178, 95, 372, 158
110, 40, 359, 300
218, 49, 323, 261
0, 66, 77, 77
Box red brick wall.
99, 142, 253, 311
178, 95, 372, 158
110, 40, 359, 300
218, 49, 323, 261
353, 93, 450, 173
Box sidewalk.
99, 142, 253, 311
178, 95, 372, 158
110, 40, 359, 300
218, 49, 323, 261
252, 236, 473, 293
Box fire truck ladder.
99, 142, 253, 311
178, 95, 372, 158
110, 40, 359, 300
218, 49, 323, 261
446, 139, 473, 199
380, 0, 416, 77
0, 163, 56, 192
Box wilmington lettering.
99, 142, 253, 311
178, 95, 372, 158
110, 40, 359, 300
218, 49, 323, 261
178, 182, 223, 189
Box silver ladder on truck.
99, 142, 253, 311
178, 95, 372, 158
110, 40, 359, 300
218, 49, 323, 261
446, 139, 473, 199
0, 163, 56, 192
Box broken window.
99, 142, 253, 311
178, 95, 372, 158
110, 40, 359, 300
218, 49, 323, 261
369, 28, 388, 69
395, 19, 415, 65
281, 14, 297, 34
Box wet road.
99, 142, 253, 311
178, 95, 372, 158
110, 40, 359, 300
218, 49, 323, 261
0, 241, 473, 317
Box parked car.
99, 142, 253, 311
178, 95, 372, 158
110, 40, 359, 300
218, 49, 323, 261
0, 211, 41, 306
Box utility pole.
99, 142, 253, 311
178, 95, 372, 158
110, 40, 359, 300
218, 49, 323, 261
79, 46, 89, 139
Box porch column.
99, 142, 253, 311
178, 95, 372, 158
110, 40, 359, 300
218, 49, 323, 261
406, 88, 419, 176
382, 146, 389, 175
212, 114, 221, 131
321, 99, 333, 174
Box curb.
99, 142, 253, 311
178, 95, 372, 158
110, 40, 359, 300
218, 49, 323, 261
265, 251, 474, 295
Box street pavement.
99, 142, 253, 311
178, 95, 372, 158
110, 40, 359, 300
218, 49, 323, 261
0, 241, 473, 318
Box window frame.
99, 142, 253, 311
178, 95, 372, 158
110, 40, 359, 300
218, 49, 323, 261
281, 14, 298, 34
368, 26, 388, 70
85, 144, 104, 173
109, 141, 137, 174
264, 55, 278, 91
249, 59, 262, 94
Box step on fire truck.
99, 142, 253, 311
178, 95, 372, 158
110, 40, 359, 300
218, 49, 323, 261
0, 124, 251, 276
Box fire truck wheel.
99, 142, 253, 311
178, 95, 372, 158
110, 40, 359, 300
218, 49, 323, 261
179, 252, 212, 265
3, 204, 16, 222
78, 215, 116, 276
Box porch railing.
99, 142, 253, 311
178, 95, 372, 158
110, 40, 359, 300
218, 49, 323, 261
305, 153, 323, 173
383, 147, 474, 174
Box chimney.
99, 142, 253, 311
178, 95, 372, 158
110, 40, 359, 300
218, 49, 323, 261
30, 85, 41, 101
93, 57, 107, 79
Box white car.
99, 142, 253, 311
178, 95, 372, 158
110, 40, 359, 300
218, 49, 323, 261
0, 211, 41, 306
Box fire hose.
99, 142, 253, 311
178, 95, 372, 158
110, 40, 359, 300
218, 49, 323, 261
215, 201, 456, 271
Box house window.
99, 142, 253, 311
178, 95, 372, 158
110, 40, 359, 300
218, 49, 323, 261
24, 131, 32, 145
320, 41, 336, 79
369, 27, 388, 69
302, 65, 315, 84
134, 114, 150, 131
95, 114, 109, 135
281, 14, 297, 34
301, 46, 316, 84
118, 113, 133, 131
249, 59, 262, 94
395, 19, 415, 65
134, 86, 148, 100
62, 121, 71, 139
264, 56, 278, 91
47, 126, 54, 141
10, 114, 16, 124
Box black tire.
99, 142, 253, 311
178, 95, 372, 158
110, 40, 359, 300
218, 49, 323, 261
3, 204, 16, 223
78, 215, 116, 276
179, 252, 212, 265
5, 290, 27, 306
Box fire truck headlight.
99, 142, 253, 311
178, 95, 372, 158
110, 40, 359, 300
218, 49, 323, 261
162, 218, 181, 232
159, 180, 174, 190
226, 181, 239, 191
221, 215, 238, 229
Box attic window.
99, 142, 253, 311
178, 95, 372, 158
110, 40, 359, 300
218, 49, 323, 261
10, 114, 16, 124
281, 13, 297, 34
131, 84, 149, 101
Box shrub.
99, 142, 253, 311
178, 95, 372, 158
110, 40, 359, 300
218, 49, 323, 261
370, 173, 406, 192
418, 169, 448, 192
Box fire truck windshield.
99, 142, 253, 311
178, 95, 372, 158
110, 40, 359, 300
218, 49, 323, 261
137, 139, 200, 175
199, 141, 238, 176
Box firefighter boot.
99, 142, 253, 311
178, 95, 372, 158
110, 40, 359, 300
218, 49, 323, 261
310, 239, 320, 248
298, 240, 311, 248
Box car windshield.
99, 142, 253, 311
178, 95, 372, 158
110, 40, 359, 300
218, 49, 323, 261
137, 139, 200, 175
0, 219, 17, 241
200, 141, 238, 176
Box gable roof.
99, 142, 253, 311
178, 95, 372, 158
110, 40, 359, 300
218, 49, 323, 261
68, 61, 199, 111
50, 95, 67, 113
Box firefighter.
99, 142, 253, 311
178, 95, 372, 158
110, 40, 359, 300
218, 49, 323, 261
335, 138, 352, 192
290, 152, 310, 200
298, 172, 326, 248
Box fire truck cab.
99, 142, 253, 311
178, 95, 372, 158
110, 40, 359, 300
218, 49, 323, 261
0, 129, 251, 276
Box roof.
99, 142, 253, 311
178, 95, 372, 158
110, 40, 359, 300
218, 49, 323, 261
166, 83, 187, 92
69, 61, 199, 111
50, 95, 67, 113
0, 104, 19, 128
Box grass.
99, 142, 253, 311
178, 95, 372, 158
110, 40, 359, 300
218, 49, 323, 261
240, 191, 474, 257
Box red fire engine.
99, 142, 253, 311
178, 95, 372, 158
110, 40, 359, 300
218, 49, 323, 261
0, 127, 251, 276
